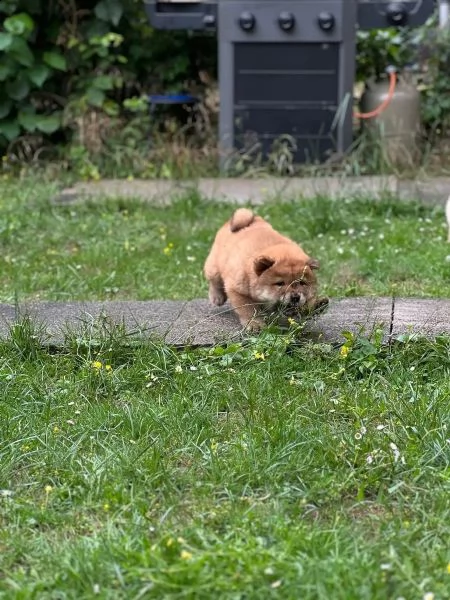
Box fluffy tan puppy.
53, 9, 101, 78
204, 208, 326, 330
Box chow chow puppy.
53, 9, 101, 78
204, 208, 327, 330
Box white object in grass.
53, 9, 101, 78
446, 195, 450, 242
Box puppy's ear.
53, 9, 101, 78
307, 258, 320, 270
254, 256, 275, 276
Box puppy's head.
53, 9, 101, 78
252, 247, 319, 312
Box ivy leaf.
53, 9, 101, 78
36, 113, 62, 134
28, 64, 51, 87
86, 87, 105, 107
18, 110, 38, 132
0, 32, 13, 51
43, 51, 67, 71
95, 0, 124, 27
0, 99, 13, 119
0, 119, 20, 141
9, 37, 34, 67
18, 111, 62, 134
4, 13, 35, 37
6, 76, 30, 101
92, 75, 114, 90
0, 63, 13, 81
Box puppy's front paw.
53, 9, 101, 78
209, 289, 227, 306
313, 296, 330, 313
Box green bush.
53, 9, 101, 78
0, 0, 216, 156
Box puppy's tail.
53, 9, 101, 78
230, 208, 255, 233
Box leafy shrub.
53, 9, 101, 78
0, 0, 216, 159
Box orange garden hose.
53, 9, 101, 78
354, 70, 397, 119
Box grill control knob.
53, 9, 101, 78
386, 2, 407, 26
203, 14, 216, 28
318, 11, 335, 32
278, 11, 295, 32
239, 11, 255, 31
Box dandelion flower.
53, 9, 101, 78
92, 361, 103, 370
44, 485, 53, 494
105, 364, 112, 371
180, 550, 193, 560
340, 345, 350, 358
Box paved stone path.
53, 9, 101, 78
54, 176, 450, 206
0, 297, 449, 347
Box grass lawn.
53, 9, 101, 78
0, 179, 449, 599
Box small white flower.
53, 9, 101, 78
423, 593, 435, 600
355, 432, 362, 440
366, 455, 374, 464
360, 426, 367, 435
337, 247, 344, 255
380, 563, 391, 570
175, 364, 183, 373
189, 366, 198, 371
376, 424, 386, 430
390, 442, 401, 463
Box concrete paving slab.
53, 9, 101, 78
302, 297, 394, 344
165, 299, 242, 346
392, 298, 450, 339
8, 301, 186, 345
52, 180, 196, 206
53, 176, 399, 206
0, 304, 17, 337
397, 178, 450, 206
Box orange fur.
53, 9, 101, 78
204, 209, 324, 330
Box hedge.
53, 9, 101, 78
0, 0, 215, 153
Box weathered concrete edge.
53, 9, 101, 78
1, 297, 450, 348
53, 176, 450, 207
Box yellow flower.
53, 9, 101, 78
180, 550, 193, 560
103, 503, 110, 511
92, 361, 103, 370
166, 538, 174, 547
287, 317, 296, 326
53, 426, 60, 433
163, 242, 174, 256
447, 562, 450, 574
105, 364, 112, 372
254, 351, 265, 361
44, 485, 53, 494
340, 345, 350, 358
